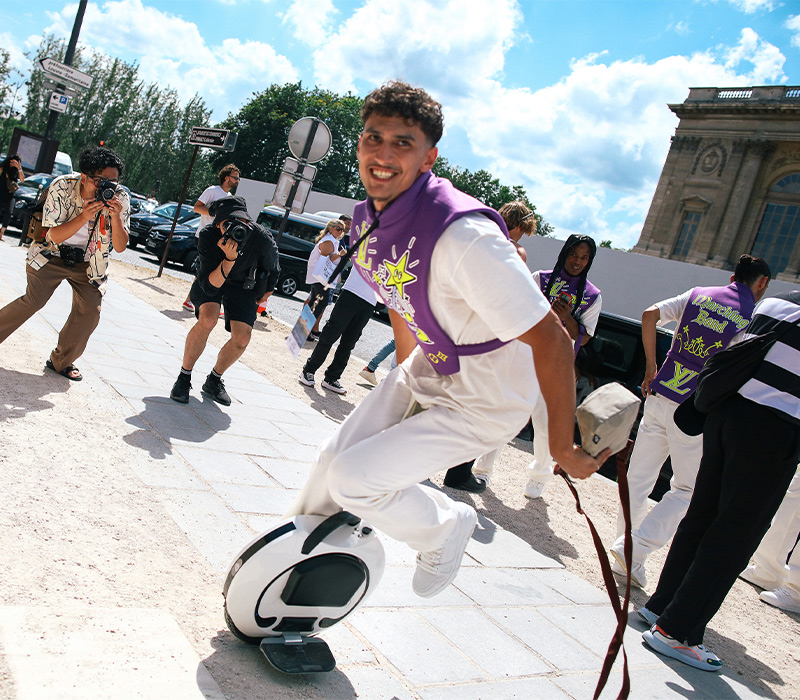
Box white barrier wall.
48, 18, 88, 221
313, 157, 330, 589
520, 236, 799, 322
236, 179, 357, 220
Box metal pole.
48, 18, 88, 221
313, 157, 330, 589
274, 118, 321, 244
36, 0, 88, 172
158, 145, 198, 277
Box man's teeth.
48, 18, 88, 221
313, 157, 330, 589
372, 169, 394, 180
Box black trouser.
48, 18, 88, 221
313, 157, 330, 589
303, 290, 375, 383
646, 396, 800, 645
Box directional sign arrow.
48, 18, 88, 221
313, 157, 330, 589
39, 57, 93, 90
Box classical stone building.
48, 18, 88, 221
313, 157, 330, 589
633, 85, 800, 282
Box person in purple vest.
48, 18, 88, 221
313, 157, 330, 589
287, 81, 607, 598
610, 255, 771, 589
523, 234, 603, 499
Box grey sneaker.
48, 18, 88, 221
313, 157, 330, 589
321, 379, 347, 394
170, 374, 191, 403
637, 606, 659, 626
643, 625, 722, 672
412, 503, 477, 598
202, 374, 231, 406
299, 371, 315, 387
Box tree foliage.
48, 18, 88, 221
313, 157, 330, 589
213, 83, 365, 198
23, 35, 214, 200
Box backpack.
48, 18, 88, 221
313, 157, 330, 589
26, 185, 50, 244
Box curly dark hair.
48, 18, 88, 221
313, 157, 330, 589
218, 163, 239, 185
361, 81, 444, 146
78, 146, 124, 178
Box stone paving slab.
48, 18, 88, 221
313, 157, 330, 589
0, 245, 776, 699
0, 607, 225, 700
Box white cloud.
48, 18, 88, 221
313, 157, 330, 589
787, 14, 800, 49
282, 0, 337, 46
41, 0, 298, 119
309, 0, 519, 96
722, 0, 775, 13
723, 27, 785, 82
670, 21, 691, 36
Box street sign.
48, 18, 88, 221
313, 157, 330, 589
48, 92, 70, 114
40, 57, 92, 90
188, 126, 236, 150
42, 77, 78, 98
287, 117, 332, 163
282, 156, 317, 181
272, 172, 312, 213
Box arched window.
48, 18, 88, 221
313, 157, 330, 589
751, 174, 800, 274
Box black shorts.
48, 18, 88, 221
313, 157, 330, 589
190, 280, 258, 329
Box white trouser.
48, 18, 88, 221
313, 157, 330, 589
750, 466, 800, 597
470, 395, 554, 486
612, 393, 703, 564
287, 365, 518, 553
526, 395, 555, 486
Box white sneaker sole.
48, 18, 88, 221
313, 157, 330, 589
642, 629, 722, 672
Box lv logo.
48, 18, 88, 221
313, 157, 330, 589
660, 361, 698, 395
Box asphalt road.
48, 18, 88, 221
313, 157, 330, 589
111, 241, 396, 365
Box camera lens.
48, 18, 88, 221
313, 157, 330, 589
225, 222, 248, 243
95, 178, 117, 203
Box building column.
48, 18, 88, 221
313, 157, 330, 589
706, 140, 771, 268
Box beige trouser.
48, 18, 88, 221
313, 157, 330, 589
0, 257, 102, 371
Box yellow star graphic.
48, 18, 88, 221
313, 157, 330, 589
383, 251, 417, 298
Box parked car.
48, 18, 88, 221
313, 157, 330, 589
8, 173, 57, 230
128, 202, 197, 249
145, 218, 202, 271
582, 311, 674, 499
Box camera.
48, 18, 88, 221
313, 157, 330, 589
222, 220, 249, 245
95, 178, 118, 203
59, 244, 85, 267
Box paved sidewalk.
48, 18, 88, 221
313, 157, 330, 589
0, 244, 773, 699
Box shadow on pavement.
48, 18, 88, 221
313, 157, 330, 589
0, 367, 59, 422
202, 630, 361, 700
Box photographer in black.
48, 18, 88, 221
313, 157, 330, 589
170, 195, 279, 406
0, 146, 129, 381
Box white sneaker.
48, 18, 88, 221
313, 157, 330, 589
359, 367, 378, 386
643, 625, 722, 672
760, 587, 800, 613
610, 548, 648, 589
412, 503, 477, 598
321, 379, 347, 395
524, 479, 546, 499
739, 565, 779, 590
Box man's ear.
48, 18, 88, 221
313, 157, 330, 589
420, 146, 438, 174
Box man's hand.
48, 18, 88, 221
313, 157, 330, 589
105, 195, 125, 218
551, 296, 572, 322
218, 236, 239, 261
552, 445, 611, 480
81, 198, 106, 222
257, 291, 273, 304
641, 362, 659, 396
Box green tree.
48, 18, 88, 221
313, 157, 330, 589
599, 239, 612, 248
213, 83, 365, 198
23, 35, 214, 200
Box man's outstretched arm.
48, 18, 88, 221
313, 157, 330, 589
518, 311, 610, 479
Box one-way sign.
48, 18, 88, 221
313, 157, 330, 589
39, 58, 93, 90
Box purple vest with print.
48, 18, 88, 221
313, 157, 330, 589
539, 269, 601, 353
351, 170, 510, 375
653, 282, 755, 404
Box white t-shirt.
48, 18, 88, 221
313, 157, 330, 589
306, 232, 340, 285
403, 214, 551, 438
342, 263, 380, 304
532, 269, 603, 337
197, 185, 230, 230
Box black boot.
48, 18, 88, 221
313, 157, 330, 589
170, 373, 191, 403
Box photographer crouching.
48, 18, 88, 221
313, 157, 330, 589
0, 146, 130, 381
170, 195, 279, 406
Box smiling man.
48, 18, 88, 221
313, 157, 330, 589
288, 81, 607, 598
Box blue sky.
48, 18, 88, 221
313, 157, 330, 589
1, 0, 798, 248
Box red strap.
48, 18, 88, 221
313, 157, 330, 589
555, 440, 633, 700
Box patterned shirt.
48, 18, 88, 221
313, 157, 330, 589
41, 173, 130, 292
